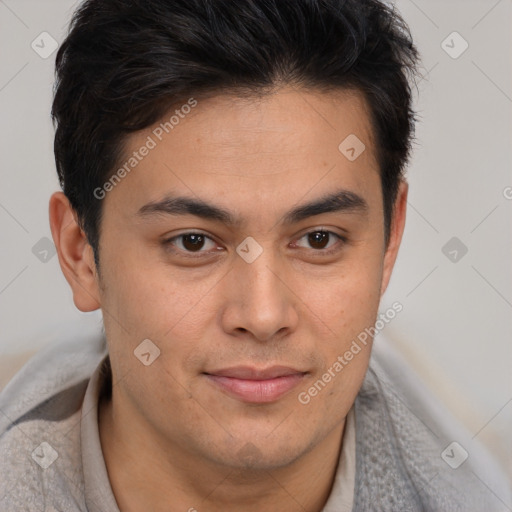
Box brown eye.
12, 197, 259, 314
163, 232, 219, 255
293, 229, 346, 255
307, 231, 330, 250
181, 233, 206, 251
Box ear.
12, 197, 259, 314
49, 191, 101, 312
380, 180, 408, 297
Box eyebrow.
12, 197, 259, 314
137, 188, 369, 226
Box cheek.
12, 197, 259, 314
100, 246, 198, 334
98, 253, 218, 376
295, 274, 379, 419
297, 252, 382, 329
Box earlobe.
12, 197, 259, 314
380, 180, 408, 298
49, 191, 101, 312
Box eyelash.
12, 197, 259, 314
162, 229, 347, 258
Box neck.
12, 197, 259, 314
99, 393, 346, 512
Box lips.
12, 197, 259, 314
204, 366, 307, 404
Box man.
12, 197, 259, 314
0, 0, 509, 510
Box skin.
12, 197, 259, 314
49, 86, 407, 512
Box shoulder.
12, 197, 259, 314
353, 338, 511, 512
0, 334, 107, 511
0, 333, 108, 433
0, 412, 86, 511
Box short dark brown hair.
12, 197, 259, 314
52, 0, 420, 266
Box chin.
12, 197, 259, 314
203, 431, 310, 472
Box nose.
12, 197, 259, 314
220, 245, 299, 343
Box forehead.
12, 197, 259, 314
105, 86, 380, 220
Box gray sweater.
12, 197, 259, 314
0, 334, 510, 511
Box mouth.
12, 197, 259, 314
203, 366, 308, 404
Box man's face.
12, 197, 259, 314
94, 87, 400, 470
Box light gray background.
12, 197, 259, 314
1, 0, 511, 483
